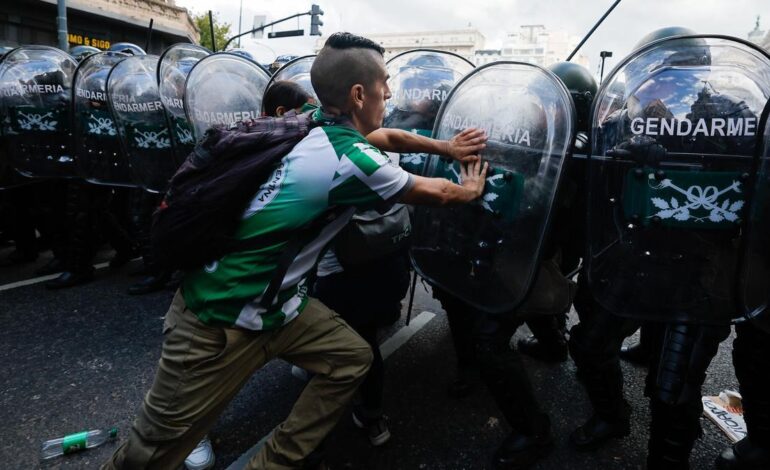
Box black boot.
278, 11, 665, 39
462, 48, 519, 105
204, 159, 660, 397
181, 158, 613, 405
519, 315, 569, 363
570, 411, 630, 451
517, 334, 568, 363
646, 399, 702, 470
620, 324, 652, 365
127, 272, 170, 295
493, 415, 552, 469
619, 341, 650, 365
45, 268, 94, 289
716, 437, 770, 470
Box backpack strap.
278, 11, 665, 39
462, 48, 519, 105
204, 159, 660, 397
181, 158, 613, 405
225, 207, 344, 310
258, 208, 345, 309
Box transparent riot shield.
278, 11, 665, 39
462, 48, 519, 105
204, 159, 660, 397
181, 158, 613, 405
740, 101, 770, 332
0, 46, 77, 178
157, 43, 210, 159
264, 55, 317, 104
107, 55, 176, 192
384, 50, 474, 174
72, 51, 134, 186
411, 62, 575, 314
587, 35, 770, 324
0, 48, 28, 189
184, 53, 270, 141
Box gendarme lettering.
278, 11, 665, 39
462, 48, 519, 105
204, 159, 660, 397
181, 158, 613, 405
395, 88, 448, 102
1, 84, 65, 97
193, 109, 260, 124
630, 117, 757, 137
76, 87, 106, 103
113, 101, 164, 113
444, 112, 531, 147
161, 95, 184, 110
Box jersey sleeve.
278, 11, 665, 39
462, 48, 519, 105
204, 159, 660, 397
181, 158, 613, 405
328, 141, 413, 207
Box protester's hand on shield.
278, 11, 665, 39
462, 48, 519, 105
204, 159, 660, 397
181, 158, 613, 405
447, 128, 486, 163
460, 157, 488, 199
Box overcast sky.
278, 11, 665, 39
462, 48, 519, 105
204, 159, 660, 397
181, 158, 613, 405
176, 0, 769, 74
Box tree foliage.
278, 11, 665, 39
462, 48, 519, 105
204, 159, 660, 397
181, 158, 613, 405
194, 12, 232, 52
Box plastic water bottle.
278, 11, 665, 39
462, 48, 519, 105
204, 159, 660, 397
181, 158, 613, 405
40, 427, 118, 459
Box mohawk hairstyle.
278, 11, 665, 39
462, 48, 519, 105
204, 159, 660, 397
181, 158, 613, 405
311, 32, 387, 110
323, 32, 385, 55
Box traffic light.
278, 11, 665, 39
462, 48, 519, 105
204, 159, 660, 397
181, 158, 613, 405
310, 4, 324, 36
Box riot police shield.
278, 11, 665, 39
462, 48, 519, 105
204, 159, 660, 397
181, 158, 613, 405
384, 50, 474, 174
0, 46, 29, 189
0, 46, 78, 178
107, 55, 176, 192
741, 101, 770, 332
265, 55, 317, 102
586, 36, 770, 324
184, 52, 270, 141
72, 51, 134, 186
411, 62, 576, 314
157, 43, 210, 158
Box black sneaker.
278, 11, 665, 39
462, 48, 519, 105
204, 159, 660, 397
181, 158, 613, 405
493, 431, 553, 469
516, 335, 568, 363
352, 410, 391, 446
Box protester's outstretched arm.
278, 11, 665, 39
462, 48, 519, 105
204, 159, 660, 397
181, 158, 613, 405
399, 158, 488, 206
367, 127, 486, 163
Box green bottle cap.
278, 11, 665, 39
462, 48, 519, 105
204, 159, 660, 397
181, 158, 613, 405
109, 428, 118, 438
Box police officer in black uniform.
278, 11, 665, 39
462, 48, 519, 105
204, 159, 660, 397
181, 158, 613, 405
568, 28, 763, 469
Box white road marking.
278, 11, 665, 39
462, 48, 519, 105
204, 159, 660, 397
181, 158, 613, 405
0, 261, 112, 292
225, 311, 437, 470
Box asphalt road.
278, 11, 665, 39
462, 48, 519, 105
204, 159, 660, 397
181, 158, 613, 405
0, 245, 739, 470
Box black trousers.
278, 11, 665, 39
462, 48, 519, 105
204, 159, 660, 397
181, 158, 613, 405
313, 252, 410, 418
569, 274, 730, 468
733, 322, 770, 449
434, 287, 549, 436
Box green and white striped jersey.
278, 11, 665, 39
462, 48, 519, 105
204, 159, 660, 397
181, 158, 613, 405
182, 109, 413, 330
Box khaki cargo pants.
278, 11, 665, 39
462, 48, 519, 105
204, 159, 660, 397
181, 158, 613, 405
102, 290, 372, 470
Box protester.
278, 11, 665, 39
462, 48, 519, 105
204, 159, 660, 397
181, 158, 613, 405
103, 32, 487, 469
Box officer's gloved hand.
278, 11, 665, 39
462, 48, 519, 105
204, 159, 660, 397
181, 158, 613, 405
609, 137, 667, 165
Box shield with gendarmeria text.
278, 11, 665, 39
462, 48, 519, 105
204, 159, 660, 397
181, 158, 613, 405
411, 61, 575, 314
586, 35, 770, 324
184, 52, 270, 141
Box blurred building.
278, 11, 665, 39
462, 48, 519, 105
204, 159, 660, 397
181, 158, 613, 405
491, 25, 589, 68
315, 28, 485, 63
748, 16, 766, 46
474, 49, 501, 66
0, 0, 198, 54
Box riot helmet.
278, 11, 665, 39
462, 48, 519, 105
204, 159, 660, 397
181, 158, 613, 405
108, 43, 146, 56
69, 45, 101, 62
634, 26, 697, 50
548, 61, 597, 134
227, 48, 255, 61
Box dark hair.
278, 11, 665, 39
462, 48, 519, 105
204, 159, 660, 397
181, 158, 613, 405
311, 32, 387, 110
323, 32, 385, 55
263, 80, 312, 116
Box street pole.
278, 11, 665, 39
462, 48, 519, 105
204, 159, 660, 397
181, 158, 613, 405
209, 10, 216, 52
599, 50, 613, 83
57, 0, 68, 51
238, 0, 243, 48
